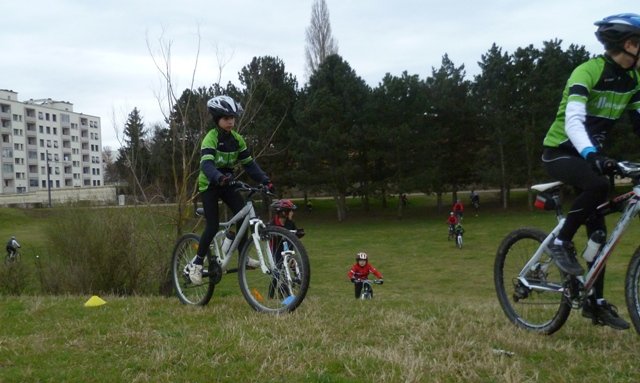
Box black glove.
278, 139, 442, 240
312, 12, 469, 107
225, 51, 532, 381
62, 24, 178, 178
350, 277, 356, 283
587, 152, 616, 176
263, 181, 275, 194
295, 228, 305, 238
378, 279, 384, 285
218, 174, 232, 186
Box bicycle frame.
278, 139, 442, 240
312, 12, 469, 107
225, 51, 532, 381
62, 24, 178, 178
519, 181, 640, 297
211, 199, 275, 274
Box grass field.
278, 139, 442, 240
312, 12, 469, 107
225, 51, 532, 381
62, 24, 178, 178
2, 191, 640, 382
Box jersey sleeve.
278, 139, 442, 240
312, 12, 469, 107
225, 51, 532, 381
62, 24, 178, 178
564, 62, 599, 157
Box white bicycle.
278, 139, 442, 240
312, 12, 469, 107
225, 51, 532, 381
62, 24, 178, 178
171, 181, 310, 313
494, 161, 640, 335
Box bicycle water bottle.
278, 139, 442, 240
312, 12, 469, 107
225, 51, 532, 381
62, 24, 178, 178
221, 230, 236, 254
582, 230, 606, 262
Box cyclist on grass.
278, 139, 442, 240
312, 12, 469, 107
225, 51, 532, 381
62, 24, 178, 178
347, 252, 383, 299
454, 223, 464, 239
184, 95, 275, 285
470, 190, 480, 215
446, 212, 458, 240
452, 199, 464, 221
541, 13, 640, 330
6, 236, 20, 259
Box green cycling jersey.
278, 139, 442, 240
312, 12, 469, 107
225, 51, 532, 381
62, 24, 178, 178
543, 55, 640, 157
197, 127, 267, 192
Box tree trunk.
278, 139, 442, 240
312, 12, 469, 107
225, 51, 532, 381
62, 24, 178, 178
334, 193, 347, 222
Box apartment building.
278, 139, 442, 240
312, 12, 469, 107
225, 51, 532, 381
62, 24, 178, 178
0, 89, 103, 194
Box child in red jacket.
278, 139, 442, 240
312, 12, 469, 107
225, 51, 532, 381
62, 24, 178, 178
347, 252, 383, 298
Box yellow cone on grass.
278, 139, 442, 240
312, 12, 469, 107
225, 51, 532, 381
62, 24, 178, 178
84, 295, 107, 307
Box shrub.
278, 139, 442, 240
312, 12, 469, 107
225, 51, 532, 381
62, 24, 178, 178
41, 206, 173, 295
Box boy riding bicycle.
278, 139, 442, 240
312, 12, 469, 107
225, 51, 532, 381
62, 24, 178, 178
347, 252, 383, 299
447, 212, 458, 240
185, 95, 274, 286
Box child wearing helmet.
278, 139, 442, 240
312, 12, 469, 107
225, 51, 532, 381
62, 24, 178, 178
447, 212, 458, 240
270, 199, 304, 238
185, 95, 275, 285
541, 13, 640, 330
347, 252, 383, 299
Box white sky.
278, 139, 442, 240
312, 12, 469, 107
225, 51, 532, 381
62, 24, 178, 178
1, 1, 637, 149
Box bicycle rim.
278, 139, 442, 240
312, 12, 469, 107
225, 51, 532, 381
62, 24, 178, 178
238, 226, 310, 313
457, 235, 463, 249
171, 233, 215, 306
494, 228, 571, 334
624, 247, 640, 334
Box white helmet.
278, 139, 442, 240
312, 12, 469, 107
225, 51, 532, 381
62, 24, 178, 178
207, 95, 243, 121
356, 252, 368, 262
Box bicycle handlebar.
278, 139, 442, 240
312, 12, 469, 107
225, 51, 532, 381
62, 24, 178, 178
352, 278, 384, 284
228, 180, 276, 198
616, 161, 640, 181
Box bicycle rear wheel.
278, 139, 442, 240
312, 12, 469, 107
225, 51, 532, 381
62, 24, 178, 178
171, 233, 215, 306
238, 225, 310, 313
494, 227, 571, 334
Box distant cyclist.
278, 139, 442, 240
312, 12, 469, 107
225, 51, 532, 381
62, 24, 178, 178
452, 199, 464, 221
446, 212, 458, 240
347, 252, 383, 299
470, 190, 480, 215
6, 236, 20, 260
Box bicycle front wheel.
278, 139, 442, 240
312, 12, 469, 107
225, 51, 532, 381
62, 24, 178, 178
238, 225, 310, 313
171, 233, 215, 306
494, 227, 571, 334
456, 235, 463, 249
624, 246, 640, 334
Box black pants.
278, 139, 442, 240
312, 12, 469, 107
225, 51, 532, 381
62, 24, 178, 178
197, 186, 246, 258
542, 147, 609, 298
354, 282, 372, 298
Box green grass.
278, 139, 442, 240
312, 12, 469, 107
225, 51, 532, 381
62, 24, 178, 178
2, 192, 640, 382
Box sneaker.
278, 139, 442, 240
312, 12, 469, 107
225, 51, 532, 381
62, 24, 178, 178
582, 299, 630, 330
184, 263, 203, 285
246, 257, 261, 269
548, 241, 584, 276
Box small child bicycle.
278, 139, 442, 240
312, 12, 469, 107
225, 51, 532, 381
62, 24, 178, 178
353, 278, 384, 299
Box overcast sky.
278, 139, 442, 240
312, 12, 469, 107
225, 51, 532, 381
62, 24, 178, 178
1, 1, 637, 149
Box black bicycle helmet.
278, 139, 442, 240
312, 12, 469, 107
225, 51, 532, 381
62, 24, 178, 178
207, 95, 243, 123
356, 252, 368, 262
594, 13, 640, 50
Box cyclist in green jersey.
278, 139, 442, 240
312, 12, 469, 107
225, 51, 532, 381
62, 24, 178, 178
184, 95, 274, 285
542, 14, 640, 330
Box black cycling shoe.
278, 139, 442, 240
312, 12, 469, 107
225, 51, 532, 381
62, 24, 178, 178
582, 299, 630, 330
548, 241, 584, 276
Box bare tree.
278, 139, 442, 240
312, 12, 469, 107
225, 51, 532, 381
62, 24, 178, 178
304, 0, 338, 77
101, 146, 119, 184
